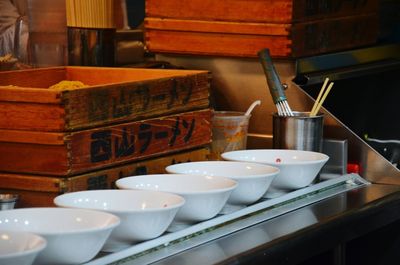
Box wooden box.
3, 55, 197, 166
145, 14, 378, 58
0, 67, 210, 132
146, 0, 379, 23
0, 109, 211, 176
0, 147, 210, 207
145, 0, 379, 58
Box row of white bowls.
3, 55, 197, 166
0, 149, 328, 265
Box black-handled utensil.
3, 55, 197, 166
258, 48, 293, 116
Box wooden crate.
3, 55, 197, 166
145, 14, 378, 58
0, 109, 212, 176
0, 67, 210, 132
146, 0, 378, 23
0, 147, 210, 208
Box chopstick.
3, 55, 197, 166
310, 78, 334, 117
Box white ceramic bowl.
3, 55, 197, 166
0, 230, 46, 265
222, 149, 329, 192
54, 189, 185, 252
0, 208, 119, 265
116, 174, 237, 223
166, 161, 279, 205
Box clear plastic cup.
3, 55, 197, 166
210, 111, 250, 160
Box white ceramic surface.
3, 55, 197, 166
0, 230, 46, 265
116, 174, 237, 223
54, 189, 185, 252
166, 161, 279, 206
221, 149, 329, 192
0, 208, 119, 265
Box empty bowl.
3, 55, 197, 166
54, 189, 185, 252
116, 174, 237, 224
0, 208, 119, 265
0, 230, 46, 265
222, 149, 329, 196
166, 161, 279, 206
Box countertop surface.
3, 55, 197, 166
144, 183, 400, 265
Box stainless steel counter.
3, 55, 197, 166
87, 176, 400, 265
145, 183, 400, 265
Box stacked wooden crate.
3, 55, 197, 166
144, 0, 379, 58
0, 67, 211, 207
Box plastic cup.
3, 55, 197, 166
273, 111, 324, 152
210, 111, 250, 160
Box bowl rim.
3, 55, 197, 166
0, 207, 120, 236
0, 230, 47, 259
116, 174, 238, 195
165, 161, 280, 179
53, 189, 186, 213
221, 149, 329, 165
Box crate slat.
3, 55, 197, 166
146, 0, 378, 23
145, 14, 378, 58
0, 109, 212, 176
0, 67, 210, 131
0, 147, 210, 207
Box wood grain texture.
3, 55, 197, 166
145, 23, 292, 58
0, 147, 210, 207
0, 67, 210, 131
290, 14, 379, 57
68, 109, 212, 175
0, 67, 66, 92
0, 142, 69, 175
145, 18, 290, 36
0, 109, 212, 176
0, 129, 64, 145
0, 102, 65, 131
145, 14, 378, 58
146, 0, 378, 23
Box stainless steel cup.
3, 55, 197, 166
0, 194, 18, 210
273, 111, 324, 152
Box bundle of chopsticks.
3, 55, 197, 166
66, 0, 115, 29
309, 77, 334, 117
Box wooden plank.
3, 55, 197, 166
63, 69, 210, 131
0, 143, 69, 175
0, 67, 66, 101
145, 0, 378, 23
292, 0, 379, 22
290, 14, 379, 57
0, 109, 212, 176
65, 66, 210, 83
0, 67, 210, 132
0, 129, 65, 145
145, 17, 290, 36
68, 109, 212, 175
146, 29, 292, 58
146, 0, 293, 23
0, 86, 61, 103
0, 173, 63, 192
145, 14, 378, 58
0, 147, 210, 207
0, 102, 66, 132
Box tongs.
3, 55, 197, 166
258, 48, 293, 116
